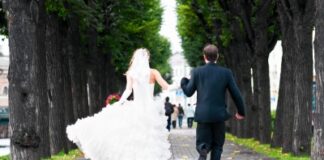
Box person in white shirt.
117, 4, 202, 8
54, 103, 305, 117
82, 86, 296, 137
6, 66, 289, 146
186, 103, 195, 128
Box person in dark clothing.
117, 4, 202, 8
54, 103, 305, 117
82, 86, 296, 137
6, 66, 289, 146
186, 103, 195, 128
164, 97, 173, 131
181, 44, 245, 160
178, 104, 185, 128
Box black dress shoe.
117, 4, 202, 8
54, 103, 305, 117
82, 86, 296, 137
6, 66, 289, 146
198, 155, 207, 160
198, 149, 208, 160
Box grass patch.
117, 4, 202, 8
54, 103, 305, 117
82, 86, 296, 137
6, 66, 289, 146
0, 150, 82, 160
43, 150, 82, 160
0, 155, 9, 160
226, 133, 310, 160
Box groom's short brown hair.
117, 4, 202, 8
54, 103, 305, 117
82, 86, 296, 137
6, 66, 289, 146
203, 44, 219, 62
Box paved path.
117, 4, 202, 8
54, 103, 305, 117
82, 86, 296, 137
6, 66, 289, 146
169, 128, 275, 160
77, 128, 274, 160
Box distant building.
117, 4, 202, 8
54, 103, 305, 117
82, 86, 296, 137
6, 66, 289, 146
0, 57, 9, 107
0, 36, 9, 107
161, 52, 196, 107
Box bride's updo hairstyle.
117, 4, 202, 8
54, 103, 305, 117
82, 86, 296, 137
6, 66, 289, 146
126, 48, 151, 83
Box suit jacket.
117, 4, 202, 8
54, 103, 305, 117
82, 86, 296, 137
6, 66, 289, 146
181, 62, 245, 123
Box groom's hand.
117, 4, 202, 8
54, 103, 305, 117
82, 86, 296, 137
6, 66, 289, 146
181, 77, 189, 86
235, 113, 245, 120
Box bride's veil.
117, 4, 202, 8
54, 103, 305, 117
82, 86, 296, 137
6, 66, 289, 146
127, 48, 152, 105
127, 48, 151, 84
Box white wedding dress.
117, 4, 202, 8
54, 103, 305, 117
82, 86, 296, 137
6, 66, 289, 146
66, 77, 171, 159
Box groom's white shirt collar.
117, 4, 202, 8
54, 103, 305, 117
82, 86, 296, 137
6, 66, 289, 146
205, 60, 217, 64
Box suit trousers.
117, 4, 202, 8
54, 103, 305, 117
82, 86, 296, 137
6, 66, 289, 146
166, 115, 171, 131
196, 122, 225, 160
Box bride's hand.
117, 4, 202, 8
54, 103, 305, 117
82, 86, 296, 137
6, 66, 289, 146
167, 83, 179, 91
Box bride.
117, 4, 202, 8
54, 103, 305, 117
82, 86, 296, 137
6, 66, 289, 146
66, 48, 172, 160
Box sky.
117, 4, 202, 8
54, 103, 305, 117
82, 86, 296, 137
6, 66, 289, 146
159, 0, 183, 53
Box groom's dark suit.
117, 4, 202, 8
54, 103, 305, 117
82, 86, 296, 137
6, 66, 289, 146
181, 62, 245, 160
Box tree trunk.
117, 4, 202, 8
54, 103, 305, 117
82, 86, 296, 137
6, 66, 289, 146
98, 54, 108, 107
240, 63, 253, 138
276, 0, 314, 154
252, 1, 274, 143
87, 26, 101, 115
223, 41, 253, 138
67, 15, 88, 119
46, 13, 67, 154
8, 0, 50, 159
255, 56, 271, 143
62, 33, 76, 150
292, 12, 314, 157
279, 26, 296, 153
80, 55, 89, 116
231, 55, 244, 138
271, 42, 290, 147
105, 53, 120, 95
312, 0, 324, 159
252, 65, 260, 140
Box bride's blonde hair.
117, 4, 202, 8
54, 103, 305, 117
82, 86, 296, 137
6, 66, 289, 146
128, 48, 150, 71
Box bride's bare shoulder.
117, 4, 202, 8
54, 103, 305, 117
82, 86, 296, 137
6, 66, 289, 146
150, 68, 159, 75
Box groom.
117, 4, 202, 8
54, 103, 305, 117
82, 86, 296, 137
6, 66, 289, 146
181, 44, 245, 160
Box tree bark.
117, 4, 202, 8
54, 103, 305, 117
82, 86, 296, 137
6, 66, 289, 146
292, 20, 314, 155
240, 62, 253, 138
252, 65, 260, 140
271, 42, 290, 147
98, 54, 107, 108
87, 25, 101, 115
8, 0, 50, 159
105, 53, 120, 95
62, 32, 76, 150
276, 0, 314, 154
67, 15, 88, 119
80, 55, 89, 116
278, 25, 296, 153
46, 13, 67, 154
254, 56, 271, 143
252, 0, 274, 144
223, 40, 253, 138
312, 0, 324, 159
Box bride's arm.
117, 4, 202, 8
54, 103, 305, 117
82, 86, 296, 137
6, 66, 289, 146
118, 75, 133, 104
152, 69, 169, 90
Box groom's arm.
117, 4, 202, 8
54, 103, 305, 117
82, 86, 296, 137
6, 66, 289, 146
227, 70, 245, 116
181, 69, 197, 97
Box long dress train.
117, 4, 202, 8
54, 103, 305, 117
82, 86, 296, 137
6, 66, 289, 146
66, 82, 171, 160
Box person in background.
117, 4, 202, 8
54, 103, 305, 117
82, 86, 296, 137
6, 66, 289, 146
178, 103, 185, 128
171, 104, 179, 129
186, 103, 195, 128
164, 97, 174, 131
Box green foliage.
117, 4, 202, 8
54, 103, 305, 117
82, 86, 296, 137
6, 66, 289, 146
177, 3, 208, 67
177, 0, 279, 68
0, 3, 8, 36
226, 134, 310, 160
45, 0, 69, 18
45, 0, 172, 87
101, 0, 171, 78
176, 0, 233, 67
